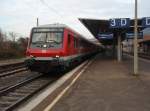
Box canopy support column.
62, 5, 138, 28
117, 35, 122, 62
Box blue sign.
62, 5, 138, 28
142, 17, 150, 27
97, 33, 113, 40
126, 32, 143, 39
109, 18, 130, 28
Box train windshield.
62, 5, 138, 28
31, 31, 63, 49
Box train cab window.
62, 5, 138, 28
47, 33, 62, 44
31, 31, 63, 49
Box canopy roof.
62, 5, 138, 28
79, 18, 143, 45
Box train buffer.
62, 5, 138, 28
18, 53, 150, 111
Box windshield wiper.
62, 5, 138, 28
32, 41, 45, 44
46, 40, 60, 44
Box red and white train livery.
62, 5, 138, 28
25, 24, 99, 73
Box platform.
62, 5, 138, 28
47, 54, 150, 111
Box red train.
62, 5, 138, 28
25, 24, 99, 73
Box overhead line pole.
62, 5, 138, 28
37, 18, 39, 27
117, 33, 121, 62
134, 0, 138, 75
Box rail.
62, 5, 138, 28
0, 73, 57, 111
0, 62, 28, 78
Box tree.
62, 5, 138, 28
0, 28, 28, 59
9, 32, 17, 42
17, 37, 28, 55
0, 28, 4, 50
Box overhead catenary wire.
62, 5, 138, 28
39, 0, 63, 18
39, 0, 88, 38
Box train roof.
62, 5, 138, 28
33, 23, 97, 45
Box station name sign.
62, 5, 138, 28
142, 17, 150, 27
109, 17, 150, 28
97, 33, 113, 40
126, 32, 143, 39
109, 18, 130, 28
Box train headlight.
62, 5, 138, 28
56, 55, 59, 58
43, 44, 47, 48
30, 55, 34, 58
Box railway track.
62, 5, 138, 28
123, 52, 150, 60
138, 53, 150, 60
0, 73, 57, 111
0, 71, 39, 93
0, 62, 28, 78
0, 60, 68, 110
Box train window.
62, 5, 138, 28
31, 32, 63, 49
47, 33, 62, 43
78, 39, 81, 48
74, 38, 78, 48
32, 33, 46, 43
74, 38, 76, 48
68, 35, 71, 47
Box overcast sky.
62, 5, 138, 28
0, 0, 150, 39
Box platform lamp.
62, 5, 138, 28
134, 0, 138, 75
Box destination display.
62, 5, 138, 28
126, 32, 143, 39
109, 18, 130, 28
33, 28, 64, 32
97, 33, 113, 40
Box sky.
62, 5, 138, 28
0, 0, 150, 39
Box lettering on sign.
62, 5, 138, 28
110, 19, 116, 27
109, 18, 130, 28
126, 32, 143, 39
97, 33, 113, 40
142, 17, 150, 27
121, 18, 127, 26
146, 18, 150, 25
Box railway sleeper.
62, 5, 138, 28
20, 86, 39, 91
7, 92, 27, 97
0, 101, 12, 108
0, 96, 19, 102
15, 89, 34, 93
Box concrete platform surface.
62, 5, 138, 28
49, 54, 150, 111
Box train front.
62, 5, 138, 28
25, 26, 64, 73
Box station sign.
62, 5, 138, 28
97, 33, 113, 40
142, 17, 150, 27
109, 18, 130, 28
126, 32, 143, 39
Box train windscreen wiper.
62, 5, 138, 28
32, 41, 45, 44
46, 40, 60, 44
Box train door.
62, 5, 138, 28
67, 34, 74, 55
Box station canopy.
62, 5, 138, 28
79, 18, 143, 45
